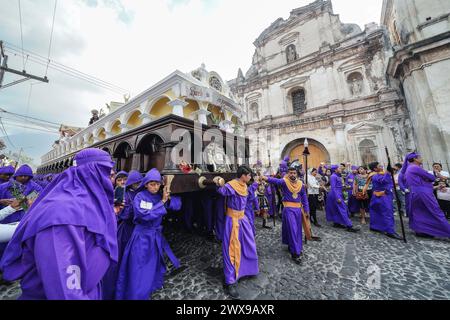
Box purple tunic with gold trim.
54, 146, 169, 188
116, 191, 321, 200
217, 181, 259, 285
267, 177, 309, 256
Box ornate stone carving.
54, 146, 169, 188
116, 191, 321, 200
286, 44, 297, 63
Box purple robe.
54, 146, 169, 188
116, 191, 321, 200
326, 173, 353, 227
215, 192, 226, 242
115, 190, 181, 300
0, 149, 118, 300
346, 173, 360, 213
406, 164, 450, 238
369, 173, 396, 234
245, 182, 260, 235
265, 183, 277, 217
217, 182, 259, 285
267, 177, 309, 256
200, 191, 216, 233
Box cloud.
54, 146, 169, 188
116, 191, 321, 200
0, 0, 382, 164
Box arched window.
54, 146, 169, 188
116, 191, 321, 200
249, 102, 259, 121
292, 89, 306, 114
286, 44, 297, 63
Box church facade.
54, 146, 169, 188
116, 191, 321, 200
229, 0, 415, 169
382, 0, 450, 166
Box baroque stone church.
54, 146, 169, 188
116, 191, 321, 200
228, 0, 416, 169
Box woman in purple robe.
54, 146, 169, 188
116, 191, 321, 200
347, 166, 360, 215
216, 166, 259, 300
264, 166, 310, 264
366, 162, 401, 239
0, 149, 118, 300
325, 165, 360, 232
404, 153, 450, 238
115, 169, 182, 300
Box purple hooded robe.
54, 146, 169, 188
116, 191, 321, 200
0, 149, 118, 300
406, 161, 450, 238
267, 176, 309, 256
115, 169, 182, 300
217, 180, 259, 285
325, 170, 353, 228
369, 173, 396, 234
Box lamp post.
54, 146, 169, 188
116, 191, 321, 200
302, 138, 310, 192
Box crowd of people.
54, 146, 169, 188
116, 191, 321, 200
0, 149, 449, 300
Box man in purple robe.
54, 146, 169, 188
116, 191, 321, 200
0, 166, 15, 184
0, 149, 119, 300
216, 166, 259, 300
366, 162, 402, 240
404, 153, 450, 238
115, 169, 182, 300
263, 165, 309, 265
325, 164, 360, 232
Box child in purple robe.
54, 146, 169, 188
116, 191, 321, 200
325, 164, 360, 232
0, 165, 43, 260
404, 153, 450, 238
263, 165, 310, 264
366, 162, 402, 240
0, 166, 15, 184
0, 149, 119, 300
216, 166, 259, 300
115, 169, 182, 300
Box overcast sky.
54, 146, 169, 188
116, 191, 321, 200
0, 0, 383, 163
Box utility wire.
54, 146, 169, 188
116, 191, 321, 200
17, 0, 25, 70
0, 107, 62, 126
46, 0, 58, 76
4, 42, 129, 94
0, 118, 17, 148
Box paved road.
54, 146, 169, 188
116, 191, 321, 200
1, 211, 450, 300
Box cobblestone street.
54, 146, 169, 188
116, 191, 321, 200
1, 211, 450, 300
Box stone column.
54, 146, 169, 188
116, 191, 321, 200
139, 113, 154, 125
333, 124, 346, 163
131, 152, 141, 171
169, 99, 189, 118
191, 109, 211, 125
119, 124, 132, 134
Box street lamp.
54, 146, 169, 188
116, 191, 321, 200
302, 138, 310, 190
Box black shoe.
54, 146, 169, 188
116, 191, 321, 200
314, 223, 322, 228
311, 236, 322, 242
416, 233, 435, 239
370, 228, 381, 233
291, 254, 303, 265
262, 219, 272, 229
346, 226, 360, 233
226, 284, 240, 300
333, 223, 345, 229
386, 233, 403, 240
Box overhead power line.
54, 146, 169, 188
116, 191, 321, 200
4, 42, 130, 94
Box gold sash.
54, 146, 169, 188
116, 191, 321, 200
228, 179, 248, 197
373, 191, 386, 197
283, 202, 312, 240
283, 202, 302, 208
283, 176, 303, 199
226, 208, 245, 279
